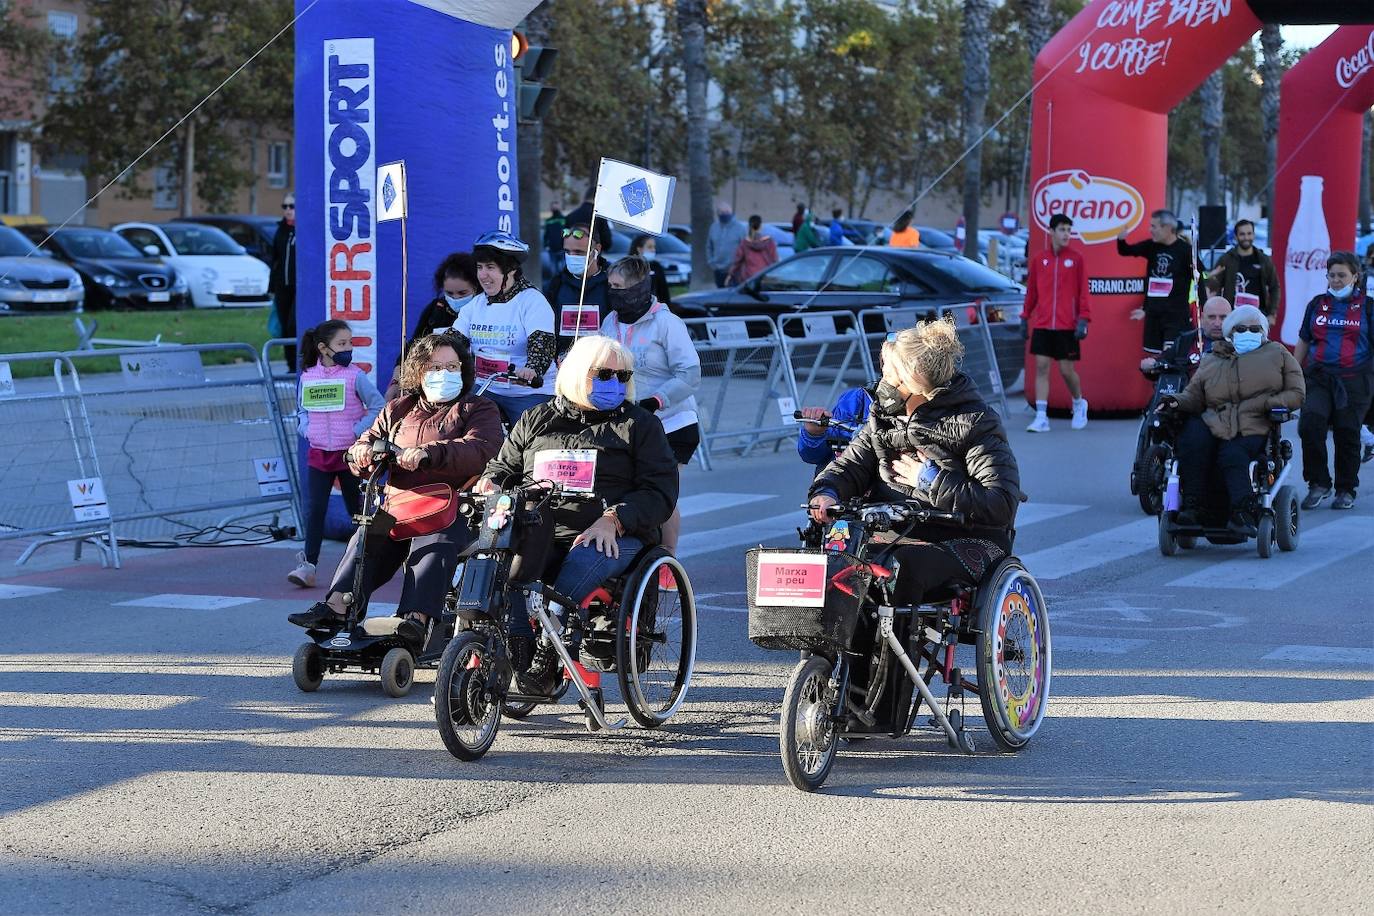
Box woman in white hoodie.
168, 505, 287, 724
601, 255, 701, 553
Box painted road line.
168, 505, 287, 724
1017, 502, 1089, 527
679, 492, 775, 518
113, 594, 260, 610
1052, 635, 1151, 655
1262, 645, 1374, 666
1165, 518, 1374, 590
679, 512, 803, 559
1019, 518, 1157, 580
0, 585, 61, 600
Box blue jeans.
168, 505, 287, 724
507, 536, 643, 637
304, 464, 361, 565
487, 391, 552, 427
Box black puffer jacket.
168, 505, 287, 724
481, 396, 679, 542
810, 372, 1022, 540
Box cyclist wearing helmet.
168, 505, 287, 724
451, 230, 558, 424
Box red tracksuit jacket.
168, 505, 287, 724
1022, 244, 1091, 331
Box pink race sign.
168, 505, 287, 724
753, 552, 827, 608
532, 449, 597, 493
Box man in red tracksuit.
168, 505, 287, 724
1021, 212, 1091, 432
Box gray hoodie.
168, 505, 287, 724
600, 302, 700, 434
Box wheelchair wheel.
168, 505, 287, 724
1157, 513, 1179, 556
1274, 486, 1300, 552
292, 642, 324, 692
975, 560, 1051, 752
1256, 514, 1276, 558
434, 632, 501, 761
616, 553, 696, 728
780, 654, 841, 792
1135, 445, 1168, 516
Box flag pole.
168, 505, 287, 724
573, 205, 598, 347
400, 213, 409, 354
1190, 215, 1202, 361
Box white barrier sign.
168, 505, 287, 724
67, 477, 110, 522
253, 456, 291, 497
706, 320, 748, 343
0, 362, 14, 398
777, 396, 796, 419
120, 350, 205, 388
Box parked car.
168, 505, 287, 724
177, 214, 279, 266
666, 223, 692, 246
17, 225, 189, 311
838, 218, 887, 245
113, 222, 271, 309
762, 223, 797, 261
0, 226, 84, 314
676, 246, 1026, 390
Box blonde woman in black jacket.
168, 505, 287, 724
808, 319, 1023, 606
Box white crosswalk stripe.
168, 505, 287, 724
1016, 502, 1088, 527
1262, 645, 1374, 666
1165, 517, 1374, 590
0, 585, 61, 600
678, 512, 802, 559
679, 492, 776, 518
113, 594, 260, 610
1019, 518, 1158, 580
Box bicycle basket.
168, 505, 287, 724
746, 547, 869, 653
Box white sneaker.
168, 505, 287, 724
1071, 398, 1089, 430
1026, 413, 1051, 433
287, 551, 317, 588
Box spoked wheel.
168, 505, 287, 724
292, 642, 324, 692
1135, 445, 1168, 516
975, 560, 1051, 752
434, 632, 501, 761
780, 654, 841, 792
1274, 485, 1300, 552
616, 554, 696, 728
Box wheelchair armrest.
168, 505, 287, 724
1269, 407, 1294, 424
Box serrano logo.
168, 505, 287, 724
1032, 169, 1144, 244
1336, 31, 1374, 89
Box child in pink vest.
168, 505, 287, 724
289, 320, 385, 587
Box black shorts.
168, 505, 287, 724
665, 424, 701, 465
1029, 329, 1081, 361
1143, 308, 1192, 353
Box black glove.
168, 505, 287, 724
1075, 318, 1089, 340
637, 397, 661, 412
1018, 318, 1029, 341
1158, 395, 1179, 411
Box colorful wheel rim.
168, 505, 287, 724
990, 569, 1051, 740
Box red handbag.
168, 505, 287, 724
384, 483, 457, 540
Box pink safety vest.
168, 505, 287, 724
300, 363, 365, 451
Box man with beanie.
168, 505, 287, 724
1022, 213, 1091, 432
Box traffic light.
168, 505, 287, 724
513, 32, 558, 123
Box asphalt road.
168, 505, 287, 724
0, 415, 1370, 915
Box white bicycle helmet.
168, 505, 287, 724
473, 230, 529, 261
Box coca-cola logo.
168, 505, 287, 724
1287, 248, 1329, 271
1336, 31, 1374, 89
1032, 169, 1144, 244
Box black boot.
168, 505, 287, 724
516, 636, 561, 696
1226, 510, 1257, 538
1175, 496, 1201, 528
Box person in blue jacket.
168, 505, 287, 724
796, 385, 873, 469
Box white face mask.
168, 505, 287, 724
422, 369, 463, 403
565, 253, 587, 277
1231, 331, 1263, 355
642, 248, 657, 262
1328, 285, 1353, 299
443, 293, 473, 310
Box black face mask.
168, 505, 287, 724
607, 276, 654, 324
873, 380, 908, 417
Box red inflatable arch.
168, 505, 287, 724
1027, 2, 1374, 413
1271, 26, 1374, 345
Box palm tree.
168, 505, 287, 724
678, 0, 713, 289
1259, 24, 1282, 225
960, 0, 992, 251
1200, 69, 1224, 209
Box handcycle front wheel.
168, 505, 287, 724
975, 560, 1051, 752
615, 554, 696, 729
434, 632, 501, 761
780, 654, 841, 792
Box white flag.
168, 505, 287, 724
377, 160, 407, 222
593, 158, 676, 236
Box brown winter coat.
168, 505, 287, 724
351, 392, 504, 492
1172, 339, 1305, 439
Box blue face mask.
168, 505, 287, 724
443, 293, 473, 310
717, 212, 732, 225
329, 347, 353, 368
565, 254, 588, 277
589, 377, 626, 410
1231, 331, 1263, 355
1328, 285, 1353, 299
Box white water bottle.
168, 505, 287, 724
1163, 470, 1181, 512
1281, 175, 1331, 345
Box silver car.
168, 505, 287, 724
0, 226, 84, 314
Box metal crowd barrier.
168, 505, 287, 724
0, 343, 300, 567
262, 337, 305, 523
0, 351, 121, 567
775, 310, 869, 418
682, 315, 800, 464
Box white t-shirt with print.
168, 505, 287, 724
452, 286, 556, 396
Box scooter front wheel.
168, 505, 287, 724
292, 642, 324, 692
779, 654, 841, 792
435, 632, 501, 761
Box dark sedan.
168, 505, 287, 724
177, 214, 279, 266
676, 246, 1027, 392
18, 225, 190, 311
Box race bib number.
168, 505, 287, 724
1234, 291, 1260, 309
300, 379, 346, 412
533, 448, 597, 493
474, 348, 511, 379
1147, 277, 1173, 298
753, 552, 827, 608
560, 305, 600, 335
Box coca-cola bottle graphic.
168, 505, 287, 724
1281, 175, 1331, 344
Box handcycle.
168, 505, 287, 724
1155, 405, 1301, 559
1131, 348, 1192, 515
748, 498, 1051, 792
433, 479, 697, 761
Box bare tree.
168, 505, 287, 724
678, 0, 713, 289
960, 0, 992, 250
1360, 110, 1372, 238
517, 1, 553, 290
1200, 69, 1224, 206
1016, 0, 1052, 219
1259, 24, 1282, 225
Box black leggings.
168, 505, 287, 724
327, 516, 474, 621
1175, 415, 1265, 509
885, 537, 1007, 606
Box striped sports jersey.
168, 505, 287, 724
1298, 290, 1372, 375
